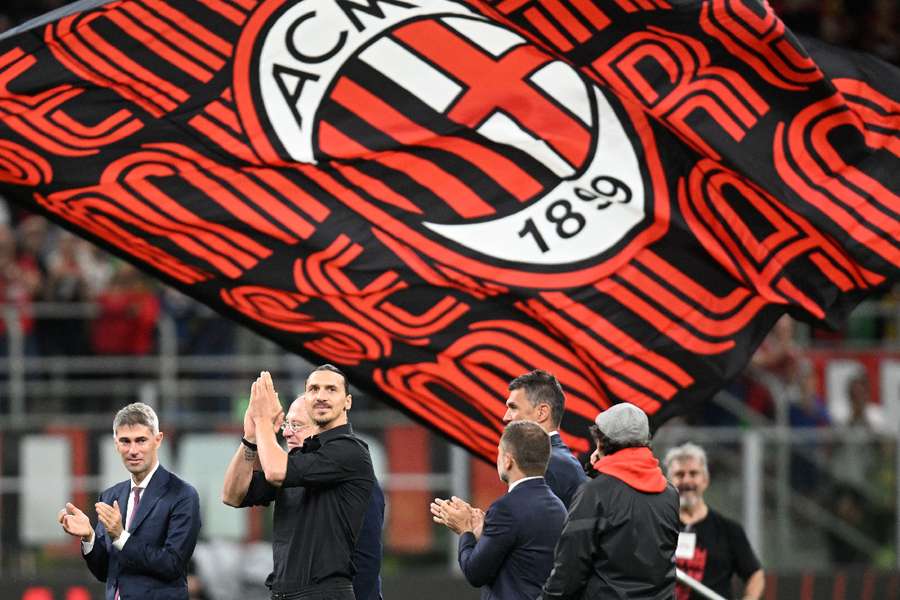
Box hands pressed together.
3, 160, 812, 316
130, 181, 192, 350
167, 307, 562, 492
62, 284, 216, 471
246, 370, 284, 439
431, 496, 485, 539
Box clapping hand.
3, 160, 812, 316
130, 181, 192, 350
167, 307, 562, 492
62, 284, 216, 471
95, 500, 124, 540
57, 502, 93, 542
430, 496, 477, 535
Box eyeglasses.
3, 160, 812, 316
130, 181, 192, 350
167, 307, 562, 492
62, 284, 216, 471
279, 421, 308, 434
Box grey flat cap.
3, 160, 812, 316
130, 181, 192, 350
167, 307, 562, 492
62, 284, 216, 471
594, 403, 650, 446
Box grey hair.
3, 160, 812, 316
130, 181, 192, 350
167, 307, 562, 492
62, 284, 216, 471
112, 402, 159, 436
663, 442, 709, 476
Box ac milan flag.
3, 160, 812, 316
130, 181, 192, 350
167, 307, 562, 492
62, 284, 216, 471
0, 0, 896, 459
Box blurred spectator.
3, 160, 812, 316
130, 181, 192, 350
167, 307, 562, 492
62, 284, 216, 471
829, 374, 884, 498
91, 262, 159, 355
0, 223, 41, 352
826, 485, 876, 565
788, 360, 830, 429
161, 286, 235, 356
840, 373, 888, 433
77, 239, 115, 298
788, 359, 830, 495
745, 315, 802, 421
751, 315, 801, 385
38, 231, 90, 355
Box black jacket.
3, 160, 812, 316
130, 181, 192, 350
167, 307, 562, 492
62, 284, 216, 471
541, 472, 679, 599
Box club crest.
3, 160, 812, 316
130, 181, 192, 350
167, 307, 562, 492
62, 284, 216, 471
234, 0, 669, 288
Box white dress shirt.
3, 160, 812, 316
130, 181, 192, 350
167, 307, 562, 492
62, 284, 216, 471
508, 475, 543, 493
82, 461, 160, 554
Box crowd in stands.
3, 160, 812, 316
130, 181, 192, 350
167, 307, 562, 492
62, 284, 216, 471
0, 201, 235, 359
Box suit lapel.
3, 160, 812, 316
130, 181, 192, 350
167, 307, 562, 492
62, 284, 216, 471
116, 481, 130, 526
127, 466, 170, 533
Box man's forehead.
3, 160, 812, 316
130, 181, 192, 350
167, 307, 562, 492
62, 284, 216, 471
306, 370, 344, 387
506, 388, 528, 405
672, 457, 703, 471
287, 399, 310, 423
115, 423, 154, 438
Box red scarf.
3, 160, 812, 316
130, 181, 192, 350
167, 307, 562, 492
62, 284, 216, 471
594, 447, 668, 493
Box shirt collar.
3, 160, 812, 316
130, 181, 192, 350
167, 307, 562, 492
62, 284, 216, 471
508, 475, 543, 493
132, 461, 160, 490
547, 431, 559, 437
306, 423, 352, 449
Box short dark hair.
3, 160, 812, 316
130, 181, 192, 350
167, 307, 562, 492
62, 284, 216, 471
309, 364, 350, 395
501, 420, 551, 477
589, 423, 648, 456
508, 369, 565, 428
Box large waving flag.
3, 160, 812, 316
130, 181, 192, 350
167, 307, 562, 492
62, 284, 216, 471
0, 0, 896, 459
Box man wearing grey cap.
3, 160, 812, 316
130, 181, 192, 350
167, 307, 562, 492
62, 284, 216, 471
541, 403, 679, 600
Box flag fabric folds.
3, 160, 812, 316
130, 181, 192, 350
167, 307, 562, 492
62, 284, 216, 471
0, 0, 896, 459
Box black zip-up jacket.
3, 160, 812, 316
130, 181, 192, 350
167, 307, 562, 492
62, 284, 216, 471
540, 472, 679, 599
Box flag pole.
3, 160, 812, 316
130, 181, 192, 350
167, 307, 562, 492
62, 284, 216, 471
676, 568, 728, 600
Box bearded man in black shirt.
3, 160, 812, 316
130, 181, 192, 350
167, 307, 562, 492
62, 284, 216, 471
222, 366, 375, 600
664, 442, 764, 600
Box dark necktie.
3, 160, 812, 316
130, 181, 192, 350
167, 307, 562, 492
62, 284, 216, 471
126, 487, 143, 531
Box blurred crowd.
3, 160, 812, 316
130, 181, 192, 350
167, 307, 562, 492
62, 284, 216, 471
0, 200, 235, 360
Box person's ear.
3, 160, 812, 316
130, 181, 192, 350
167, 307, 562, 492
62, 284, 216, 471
537, 403, 551, 424
345, 394, 352, 412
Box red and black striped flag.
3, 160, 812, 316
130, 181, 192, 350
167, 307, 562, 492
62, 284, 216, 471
0, 0, 896, 459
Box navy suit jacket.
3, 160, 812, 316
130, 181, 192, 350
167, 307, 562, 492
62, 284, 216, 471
352, 480, 385, 600
83, 465, 201, 600
546, 433, 587, 508
458, 478, 566, 600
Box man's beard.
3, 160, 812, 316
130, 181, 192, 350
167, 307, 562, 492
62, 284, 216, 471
679, 490, 700, 509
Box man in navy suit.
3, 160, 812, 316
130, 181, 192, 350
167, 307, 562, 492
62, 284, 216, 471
503, 370, 586, 507
59, 402, 201, 600
431, 421, 567, 600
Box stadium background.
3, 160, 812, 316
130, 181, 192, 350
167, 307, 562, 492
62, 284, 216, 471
0, 1, 898, 598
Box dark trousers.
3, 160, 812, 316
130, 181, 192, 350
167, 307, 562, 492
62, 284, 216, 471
271, 582, 355, 600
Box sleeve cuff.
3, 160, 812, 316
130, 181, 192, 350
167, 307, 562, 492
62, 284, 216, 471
81, 532, 95, 555
112, 530, 130, 551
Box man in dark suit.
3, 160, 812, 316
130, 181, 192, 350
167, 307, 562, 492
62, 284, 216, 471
59, 402, 201, 600
431, 421, 567, 600
503, 369, 586, 507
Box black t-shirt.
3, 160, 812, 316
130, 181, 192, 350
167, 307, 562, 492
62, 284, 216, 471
675, 508, 761, 600
240, 423, 375, 593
